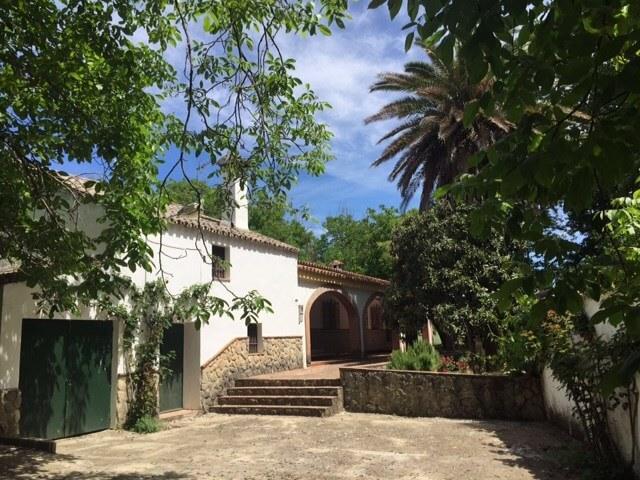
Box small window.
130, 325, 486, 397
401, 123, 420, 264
322, 299, 339, 330
211, 245, 229, 280
248, 323, 263, 354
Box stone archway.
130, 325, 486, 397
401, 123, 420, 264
362, 292, 394, 354
304, 288, 360, 363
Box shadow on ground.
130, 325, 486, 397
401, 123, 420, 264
462, 420, 597, 480
0, 446, 188, 480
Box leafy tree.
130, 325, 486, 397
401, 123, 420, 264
369, 0, 640, 379
164, 179, 225, 217
1, 0, 349, 313
162, 180, 319, 259
365, 47, 509, 210
316, 206, 400, 278
385, 201, 521, 351
248, 194, 319, 261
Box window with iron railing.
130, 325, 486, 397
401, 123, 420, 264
211, 245, 229, 280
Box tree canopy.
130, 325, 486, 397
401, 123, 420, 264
1, 0, 349, 312
366, 47, 508, 210
385, 201, 520, 351
370, 0, 640, 380
315, 206, 400, 278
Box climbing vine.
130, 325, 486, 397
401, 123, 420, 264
100, 279, 272, 431
543, 311, 640, 478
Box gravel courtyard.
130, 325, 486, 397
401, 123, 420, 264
1, 412, 585, 480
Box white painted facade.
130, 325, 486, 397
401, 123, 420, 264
0, 220, 302, 412
0, 190, 390, 432
541, 298, 640, 474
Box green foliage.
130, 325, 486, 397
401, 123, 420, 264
543, 311, 639, 476
315, 206, 400, 278
1, 0, 349, 314
102, 279, 272, 427
386, 201, 523, 351
163, 180, 226, 218
130, 415, 163, 434
248, 193, 319, 261
388, 340, 441, 371
365, 47, 508, 210
368, 0, 640, 381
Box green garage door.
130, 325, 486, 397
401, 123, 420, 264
19, 319, 113, 439
159, 324, 184, 412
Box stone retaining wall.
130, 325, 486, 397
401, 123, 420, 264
0, 388, 20, 437
341, 367, 545, 421
201, 336, 303, 410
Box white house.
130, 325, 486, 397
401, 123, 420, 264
0, 178, 391, 440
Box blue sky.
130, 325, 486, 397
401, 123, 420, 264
65, 3, 420, 231
280, 3, 420, 225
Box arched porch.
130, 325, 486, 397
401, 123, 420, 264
304, 288, 361, 362
362, 292, 395, 354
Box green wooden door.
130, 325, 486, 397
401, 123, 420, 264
19, 319, 113, 439
159, 324, 184, 412
19, 320, 68, 439
65, 321, 113, 436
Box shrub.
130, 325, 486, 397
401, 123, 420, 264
388, 340, 440, 371
438, 355, 470, 373
130, 415, 162, 434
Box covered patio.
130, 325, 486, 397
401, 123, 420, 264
297, 261, 398, 364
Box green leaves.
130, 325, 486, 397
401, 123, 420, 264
388, 0, 403, 19
404, 32, 414, 52
2, 0, 348, 313
368, 0, 387, 9
386, 201, 525, 351
463, 100, 480, 128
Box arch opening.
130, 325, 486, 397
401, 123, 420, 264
362, 293, 394, 354
306, 290, 359, 361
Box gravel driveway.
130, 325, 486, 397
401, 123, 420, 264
1, 412, 585, 480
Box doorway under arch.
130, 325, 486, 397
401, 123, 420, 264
305, 289, 360, 361
362, 293, 394, 354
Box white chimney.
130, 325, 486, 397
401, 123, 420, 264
230, 180, 249, 230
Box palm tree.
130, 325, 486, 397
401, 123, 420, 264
366, 48, 510, 210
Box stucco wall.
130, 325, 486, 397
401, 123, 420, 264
341, 367, 545, 421
0, 218, 303, 432
138, 225, 303, 368
0, 388, 20, 437
201, 336, 303, 410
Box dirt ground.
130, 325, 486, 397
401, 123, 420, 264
0, 412, 586, 480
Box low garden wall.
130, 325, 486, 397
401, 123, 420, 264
340, 367, 545, 421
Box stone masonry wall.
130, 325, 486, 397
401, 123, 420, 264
115, 375, 130, 427
341, 367, 545, 421
0, 388, 20, 437
201, 336, 303, 410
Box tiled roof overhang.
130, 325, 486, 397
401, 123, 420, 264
165, 204, 299, 254
298, 261, 390, 289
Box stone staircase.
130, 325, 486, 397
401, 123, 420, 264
211, 378, 343, 417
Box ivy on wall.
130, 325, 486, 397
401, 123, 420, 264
100, 279, 272, 431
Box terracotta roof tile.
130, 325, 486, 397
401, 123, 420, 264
298, 261, 389, 288
165, 204, 298, 254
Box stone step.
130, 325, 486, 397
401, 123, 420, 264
217, 395, 337, 407
235, 378, 342, 388
225, 386, 341, 397
211, 405, 330, 417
